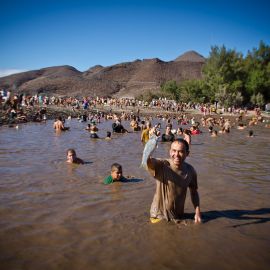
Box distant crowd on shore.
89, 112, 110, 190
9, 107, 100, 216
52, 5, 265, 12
1, 89, 269, 128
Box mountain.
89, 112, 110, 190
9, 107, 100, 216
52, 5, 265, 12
174, 50, 206, 63
0, 51, 206, 98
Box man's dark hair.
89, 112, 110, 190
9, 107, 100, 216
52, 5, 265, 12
173, 138, 189, 152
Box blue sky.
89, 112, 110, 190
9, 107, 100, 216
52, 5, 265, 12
0, 0, 269, 76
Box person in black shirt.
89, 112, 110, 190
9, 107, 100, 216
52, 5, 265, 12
161, 124, 175, 142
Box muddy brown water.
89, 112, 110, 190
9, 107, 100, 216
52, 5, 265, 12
0, 118, 270, 270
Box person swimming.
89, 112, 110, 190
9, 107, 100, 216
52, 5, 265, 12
103, 163, 128, 184
66, 149, 84, 164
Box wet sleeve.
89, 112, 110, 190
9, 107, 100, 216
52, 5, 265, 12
153, 159, 166, 183
188, 165, 198, 190
161, 134, 165, 142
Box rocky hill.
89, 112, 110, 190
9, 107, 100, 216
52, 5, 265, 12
174, 50, 205, 62
0, 51, 205, 98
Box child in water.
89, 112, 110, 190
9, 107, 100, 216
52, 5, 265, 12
66, 149, 84, 164
103, 163, 127, 184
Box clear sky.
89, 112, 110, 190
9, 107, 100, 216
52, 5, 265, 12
0, 0, 269, 76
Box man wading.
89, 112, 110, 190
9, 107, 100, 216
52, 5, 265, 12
147, 138, 202, 224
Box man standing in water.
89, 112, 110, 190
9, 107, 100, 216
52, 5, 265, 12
53, 116, 65, 130
53, 116, 69, 131
147, 138, 202, 224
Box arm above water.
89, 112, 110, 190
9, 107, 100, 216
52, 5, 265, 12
190, 188, 202, 223
189, 168, 202, 223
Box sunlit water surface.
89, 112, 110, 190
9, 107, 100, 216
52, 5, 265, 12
0, 118, 270, 270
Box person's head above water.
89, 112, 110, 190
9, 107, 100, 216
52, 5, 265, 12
66, 149, 84, 164
111, 163, 123, 181
66, 149, 77, 163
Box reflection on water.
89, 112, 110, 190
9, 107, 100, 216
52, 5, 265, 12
0, 119, 270, 270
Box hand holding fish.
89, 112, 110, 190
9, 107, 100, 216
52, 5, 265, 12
149, 127, 160, 137
140, 133, 159, 169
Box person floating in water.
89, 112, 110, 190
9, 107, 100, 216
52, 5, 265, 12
66, 149, 84, 164
103, 163, 128, 184
146, 138, 202, 224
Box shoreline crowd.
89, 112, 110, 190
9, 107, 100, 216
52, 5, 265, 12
1, 91, 269, 127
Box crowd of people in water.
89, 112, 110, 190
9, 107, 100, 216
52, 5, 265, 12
1, 90, 270, 224
58, 108, 269, 224
54, 105, 269, 144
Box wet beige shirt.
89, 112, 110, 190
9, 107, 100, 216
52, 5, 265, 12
150, 159, 197, 221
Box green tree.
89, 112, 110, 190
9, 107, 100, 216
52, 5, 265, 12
251, 92, 265, 108
179, 79, 204, 103
158, 41, 270, 106
202, 45, 246, 106
160, 80, 179, 100
244, 41, 270, 102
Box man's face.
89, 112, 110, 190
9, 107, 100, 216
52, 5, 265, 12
166, 126, 171, 134
169, 141, 188, 167
111, 169, 122, 181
